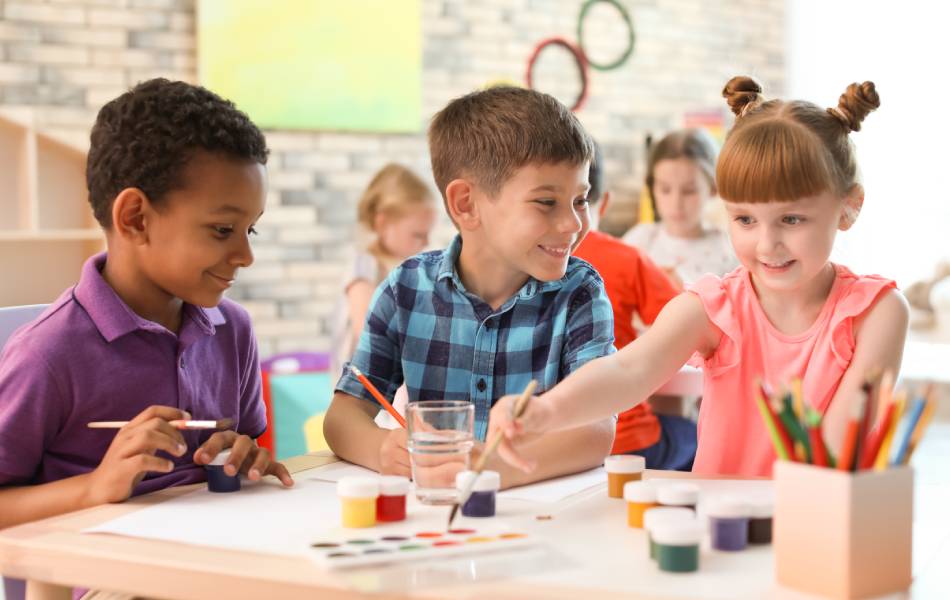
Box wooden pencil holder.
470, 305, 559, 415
773, 461, 913, 599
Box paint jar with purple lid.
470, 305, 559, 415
706, 496, 751, 552
205, 449, 240, 493
657, 483, 699, 511
456, 470, 500, 517
747, 497, 773, 544
652, 520, 704, 573
643, 506, 696, 560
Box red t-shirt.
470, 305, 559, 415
573, 230, 680, 453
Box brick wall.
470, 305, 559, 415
0, 0, 785, 357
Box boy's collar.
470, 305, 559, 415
74, 252, 226, 343
436, 235, 565, 302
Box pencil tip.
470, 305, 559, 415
447, 504, 459, 530
217, 418, 235, 430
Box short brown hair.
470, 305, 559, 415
717, 76, 879, 203
428, 86, 593, 202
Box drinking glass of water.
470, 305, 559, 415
406, 401, 474, 505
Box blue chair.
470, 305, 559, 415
0, 304, 48, 600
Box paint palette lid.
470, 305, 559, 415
657, 483, 699, 505
704, 495, 751, 519
747, 497, 774, 518
207, 449, 232, 467
623, 481, 657, 503
643, 506, 695, 531
337, 476, 380, 498
456, 470, 500, 492
604, 455, 645, 474
379, 476, 410, 496
651, 521, 704, 546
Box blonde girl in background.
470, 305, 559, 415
622, 129, 738, 287
490, 76, 908, 477
333, 164, 437, 382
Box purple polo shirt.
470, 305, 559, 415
0, 253, 266, 496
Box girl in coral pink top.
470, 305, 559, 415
490, 76, 909, 477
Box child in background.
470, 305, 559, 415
332, 164, 437, 380
572, 142, 695, 470
622, 129, 738, 287
490, 76, 908, 477
325, 86, 616, 489
0, 79, 293, 534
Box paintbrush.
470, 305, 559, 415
87, 418, 235, 430
447, 379, 537, 530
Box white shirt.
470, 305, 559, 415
622, 222, 739, 287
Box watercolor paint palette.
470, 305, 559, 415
307, 528, 538, 569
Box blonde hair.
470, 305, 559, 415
646, 129, 719, 204
717, 76, 879, 203
357, 163, 434, 231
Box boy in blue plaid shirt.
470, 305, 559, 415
325, 86, 616, 488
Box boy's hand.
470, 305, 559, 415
194, 431, 294, 487
379, 428, 411, 477
87, 406, 191, 504
486, 394, 551, 473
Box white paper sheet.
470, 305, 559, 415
305, 460, 377, 482
498, 468, 605, 503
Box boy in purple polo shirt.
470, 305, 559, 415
0, 79, 293, 532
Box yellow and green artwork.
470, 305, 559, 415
198, 0, 421, 132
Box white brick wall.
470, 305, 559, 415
0, 0, 785, 357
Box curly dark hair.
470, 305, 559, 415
86, 78, 269, 228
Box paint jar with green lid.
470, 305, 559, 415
652, 520, 704, 573
643, 506, 695, 560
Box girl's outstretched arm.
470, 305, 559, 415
490, 292, 718, 471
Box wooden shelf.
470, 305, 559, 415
0, 111, 100, 306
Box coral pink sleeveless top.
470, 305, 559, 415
687, 264, 895, 476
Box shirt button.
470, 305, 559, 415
477, 379, 487, 392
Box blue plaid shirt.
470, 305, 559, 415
335, 235, 615, 440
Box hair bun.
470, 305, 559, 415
722, 76, 763, 117
828, 81, 879, 132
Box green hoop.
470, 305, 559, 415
577, 0, 636, 71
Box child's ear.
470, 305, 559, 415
598, 190, 611, 220
839, 184, 864, 231
111, 188, 151, 244
444, 178, 480, 230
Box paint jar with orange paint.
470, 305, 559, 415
604, 455, 645, 499
623, 481, 658, 528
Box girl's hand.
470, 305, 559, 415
195, 431, 294, 487
486, 395, 551, 473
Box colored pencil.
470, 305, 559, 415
851, 380, 875, 471
874, 391, 906, 471
860, 399, 896, 469
87, 418, 234, 430
805, 409, 829, 467
891, 395, 927, 466
759, 381, 796, 461
349, 365, 407, 429
778, 393, 811, 463
755, 387, 790, 461
447, 379, 537, 529
791, 378, 805, 421
837, 394, 865, 472
902, 389, 937, 464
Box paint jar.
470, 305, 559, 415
706, 496, 751, 552
205, 449, 240, 493
747, 497, 773, 545
643, 507, 695, 560
456, 470, 500, 517
337, 477, 379, 528
652, 520, 704, 573
623, 481, 657, 528
604, 455, 645, 499
656, 483, 699, 511
377, 476, 410, 522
